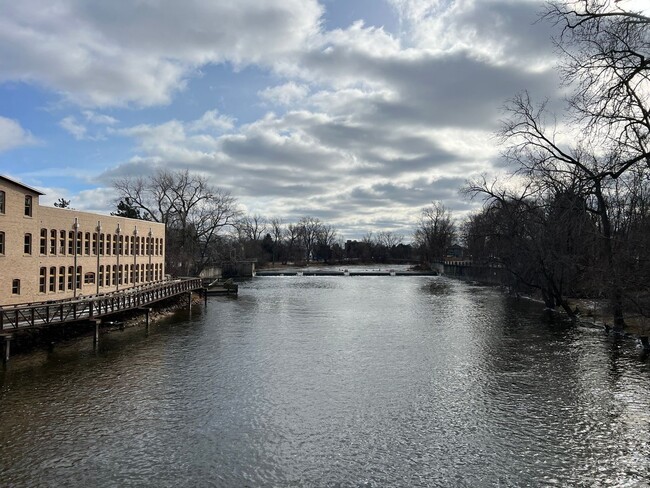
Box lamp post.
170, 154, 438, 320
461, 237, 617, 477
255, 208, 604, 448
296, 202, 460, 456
148, 228, 153, 283
116, 224, 121, 292
133, 226, 138, 286
96, 220, 102, 295
73, 218, 79, 298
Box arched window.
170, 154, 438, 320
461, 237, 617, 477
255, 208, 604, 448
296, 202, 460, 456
99, 233, 104, 255
84, 232, 90, 255
92, 233, 98, 255
59, 266, 65, 291
68, 231, 74, 255
76, 266, 82, 289
24, 233, 32, 254
84, 272, 95, 284
76, 231, 82, 255
60, 230, 66, 255
50, 229, 57, 255
67, 266, 74, 290
49, 266, 56, 292
24, 195, 32, 216
39, 267, 46, 293
40, 228, 47, 255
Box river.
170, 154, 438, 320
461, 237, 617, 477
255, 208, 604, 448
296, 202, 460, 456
1, 275, 650, 487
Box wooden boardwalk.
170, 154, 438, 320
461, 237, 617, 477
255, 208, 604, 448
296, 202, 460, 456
0, 278, 203, 331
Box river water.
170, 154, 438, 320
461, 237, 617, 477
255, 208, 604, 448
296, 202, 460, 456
1, 275, 650, 487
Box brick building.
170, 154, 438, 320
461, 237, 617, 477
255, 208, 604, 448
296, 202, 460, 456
0, 175, 166, 307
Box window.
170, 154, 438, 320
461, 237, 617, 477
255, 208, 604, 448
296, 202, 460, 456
68, 266, 74, 290
155, 238, 159, 255
50, 229, 57, 255
0, 231, 4, 255
60, 230, 66, 254
112, 265, 117, 286
113, 234, 118, 255
106, 234, 111, 255
39, 267, 46, 293
24, 195, 32, 217
85, 232, 90, 255
124, 235, 129, 256
131, 236, 136, 255
99, 265, 104, 287
40, 228, 47, 255
84, 272, 95, 285
59, 266, 65, 291
92, 233, 98, 255
76, 266, 82, 289
49, 266, 56, 292
99, 233, 105, 255
12, 279, 20, 295
68, 231, 74, 254
76, 231, 82, 255
119, 235, 124, 255
24, 233, 32, 254
0, 190, 5, 213
118, 265, 123, 285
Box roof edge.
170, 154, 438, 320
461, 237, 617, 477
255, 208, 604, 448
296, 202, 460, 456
0, 175, 46, 195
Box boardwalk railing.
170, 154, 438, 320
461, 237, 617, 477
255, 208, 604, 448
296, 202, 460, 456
0, 278, 203, 331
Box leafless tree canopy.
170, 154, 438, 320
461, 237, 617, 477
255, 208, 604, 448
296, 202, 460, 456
113, 169, 240, 276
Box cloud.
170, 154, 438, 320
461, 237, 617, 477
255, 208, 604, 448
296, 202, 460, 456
259, 82, 310, 106
59, 116, 88, 140
0, 116, 38, 152
0, 0, 323, 107
82, 110, 118, 125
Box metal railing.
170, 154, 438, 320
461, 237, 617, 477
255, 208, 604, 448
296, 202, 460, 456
0, 278, 203, 331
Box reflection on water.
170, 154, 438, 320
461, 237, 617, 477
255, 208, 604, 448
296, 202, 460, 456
2, 276, 650, 487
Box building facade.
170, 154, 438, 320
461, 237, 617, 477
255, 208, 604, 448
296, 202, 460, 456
0, 176, 166, 307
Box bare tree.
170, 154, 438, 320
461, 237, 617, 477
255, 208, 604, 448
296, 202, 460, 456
113, 169, 240, 275
413, 202, 456, 265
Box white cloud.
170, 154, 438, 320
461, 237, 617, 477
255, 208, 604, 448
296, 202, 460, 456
188, 110, 235, 133
0, 0, 323, 107
259, 82, 310, 106
82, 110, 118, 125
0, 116, 37, 152
59, 116, 88, 140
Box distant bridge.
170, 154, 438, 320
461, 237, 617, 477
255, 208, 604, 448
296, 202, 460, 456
255, 270, 438, 277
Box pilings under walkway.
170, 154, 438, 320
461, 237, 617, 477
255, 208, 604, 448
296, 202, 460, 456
0, 278, 204, 332
255, 270, 439, 277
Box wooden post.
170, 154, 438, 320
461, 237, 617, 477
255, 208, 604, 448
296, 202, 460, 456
2, 335, 11, 365
93, 320, 100, 348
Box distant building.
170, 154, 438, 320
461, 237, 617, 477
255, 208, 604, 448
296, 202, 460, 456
446, 244, 465, 259
0, 175, 166, 307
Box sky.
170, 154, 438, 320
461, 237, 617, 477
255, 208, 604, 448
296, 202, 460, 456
1, 0, 637, 240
